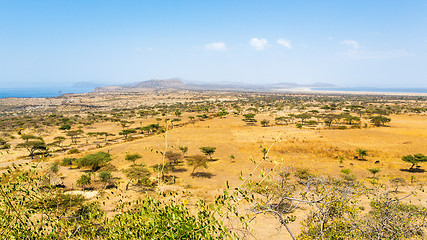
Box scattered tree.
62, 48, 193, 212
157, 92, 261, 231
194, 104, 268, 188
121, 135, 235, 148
165, 151, 182, 165
77, 151, 112, 171
402, 153, 427, 171
59, 124, 71, 131
66, 130, 83, 144
199, 146, 216, 160
77, 173, 92, 190
187, 155, 208, 174
367, 168, 380, 178
125, 153, 142, 165
260, 119, 270, 127
16, 140, 47, 158
123, 165, 151, 190
370, 116, 391, 127
242, 113, 257, 123
119, 129, 137, 140
357, 149, 368, 160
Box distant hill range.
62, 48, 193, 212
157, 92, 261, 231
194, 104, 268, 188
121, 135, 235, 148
94, 78, 335, 92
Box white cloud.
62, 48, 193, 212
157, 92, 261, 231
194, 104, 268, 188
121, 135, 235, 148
205, 42, 226, 51
340, 40, 359, 49
250, 38, 268, 50
277, 38, 292, 49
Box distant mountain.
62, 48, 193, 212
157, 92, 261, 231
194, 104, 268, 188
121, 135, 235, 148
94, 78, 335, 92
134, 79, 186, 88
306, 82, 335, 88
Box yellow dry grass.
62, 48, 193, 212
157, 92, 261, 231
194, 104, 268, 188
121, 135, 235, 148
1, 111, 426, 238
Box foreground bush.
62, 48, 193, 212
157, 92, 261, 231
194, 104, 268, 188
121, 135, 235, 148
0, 163, 235, 239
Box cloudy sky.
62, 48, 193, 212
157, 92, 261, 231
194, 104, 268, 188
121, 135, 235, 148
0, 0, 426, 88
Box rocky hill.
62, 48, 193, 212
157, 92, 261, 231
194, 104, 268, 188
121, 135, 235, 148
94, 78, 335, 92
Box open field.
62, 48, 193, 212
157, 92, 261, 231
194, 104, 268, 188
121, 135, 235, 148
1, 90, 426, 239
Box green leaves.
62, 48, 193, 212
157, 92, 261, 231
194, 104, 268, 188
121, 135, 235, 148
77, 151, 112, 171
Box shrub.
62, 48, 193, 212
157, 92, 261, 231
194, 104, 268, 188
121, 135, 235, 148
199, 147, 216, 160
100, 196, 234, 239
76, 173, 92, 189
77, 152, 112, 171
187, 155, 209, 174
68, 148, 80, 154
0, 142, 10, 149
61, 157, 75, 166
165, 151, 182, 165
125, 153, 141, 164
50, 162, 59, 173
123, 164, 151, 189
295, 168, 313, 180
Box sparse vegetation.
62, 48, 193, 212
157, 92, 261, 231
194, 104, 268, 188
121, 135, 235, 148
0, 90, 426, 239
125, 153, 142, 165
77, 151, 112, 171
187, 154, 209, 174
199, 146, 216, 160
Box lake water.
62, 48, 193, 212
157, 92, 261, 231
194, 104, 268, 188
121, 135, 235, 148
0, 87, 94, 99
311, 87, 427, 94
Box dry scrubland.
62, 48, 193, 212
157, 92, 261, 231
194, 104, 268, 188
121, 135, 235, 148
0, 90, 426, 239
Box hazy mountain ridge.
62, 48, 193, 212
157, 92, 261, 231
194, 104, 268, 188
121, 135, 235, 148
94, 79, 335, 92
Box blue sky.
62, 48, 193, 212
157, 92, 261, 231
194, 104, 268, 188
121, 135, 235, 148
0, 0, 426, 88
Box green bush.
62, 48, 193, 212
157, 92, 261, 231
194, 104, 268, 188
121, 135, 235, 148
101, 196, 234, 239
50, 162, 59, 173
61, 157, 75, 166
68, 148, 80, 154
77, 151, 112, 171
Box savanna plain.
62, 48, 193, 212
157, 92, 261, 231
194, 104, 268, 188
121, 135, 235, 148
0, 90, 426, 239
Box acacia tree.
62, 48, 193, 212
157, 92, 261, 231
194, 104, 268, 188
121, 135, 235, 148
59, 124, 71, 131
275, 116, 290, 125
370, 116, 391, 127
357, 149, 368, 160
123, 164, 151, 190
295, 113, 311, 126
119, 129, 136, 140
77, 152, 112, 171
260, 119, 270, 127
125, 153, 142, 165
21, 134, 42, 142
179, 146, 188, 157
342, 114, 360, 125
16, 140, 47, 158
368, 168, 380, 178
200, 147, 216, 160
187, 155, 208, 174
402, 154, 427, 171
165, 151, 182, 165
242, 113, 257, 123
94, 132, 115, 142
322, 114, 337, 128
51, 136, 66, 150
67, 130, 83, 144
